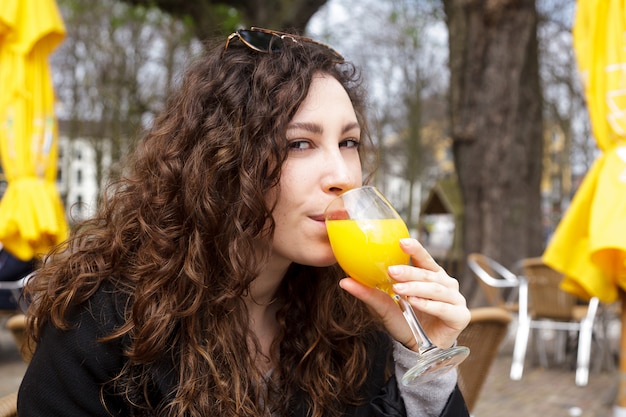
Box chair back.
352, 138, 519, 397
457, 307, 512, 412
467, 253, 519, 309
511, 257, 599, 386
0, 271, 34, 315
0, 392, 17, 417
521, 257, 577, 320
6, 314, 32, 363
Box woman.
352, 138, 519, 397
18, 28, 470, 417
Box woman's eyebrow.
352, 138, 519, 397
287, 122, 323, 134
286, 121, 360, 135
342, 122, 360, 134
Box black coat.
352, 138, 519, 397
18, 285, 469, 417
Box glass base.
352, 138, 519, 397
401, 345, 470, 386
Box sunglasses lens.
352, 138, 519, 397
239, 30, 283, 52
224, 28, 343, 62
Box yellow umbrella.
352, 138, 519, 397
543, 0, 626, 412
0, 0, 68, 261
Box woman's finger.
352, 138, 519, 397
400, 238, 441, 272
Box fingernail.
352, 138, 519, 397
399, 238, 412, 246
388, 265, 401, 276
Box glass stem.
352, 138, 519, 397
393, 294, 435, 354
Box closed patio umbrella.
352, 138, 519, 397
543, 0, 626, 414
0, 0, 68, 261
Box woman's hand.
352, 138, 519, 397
339, 237, 470, 352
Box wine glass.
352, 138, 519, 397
324, 186, 469, 385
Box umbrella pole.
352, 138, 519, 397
616, 289, 626, 416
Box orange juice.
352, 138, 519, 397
326, 218, 410, 292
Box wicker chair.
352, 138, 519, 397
467, 253, 520, 312
6, 314, 31, 363
457, 307, 512, 413
510, 257, 599, 386
0, 392, 17, 417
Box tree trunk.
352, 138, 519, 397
443, 0, 544, 289
119, 0, 329, 38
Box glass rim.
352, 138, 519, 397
335, 185, 379, 198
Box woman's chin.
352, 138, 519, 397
306, 252, 338, 268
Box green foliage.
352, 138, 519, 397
211, 4, 243, 34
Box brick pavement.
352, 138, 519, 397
0, 317, 620, 416
472, 331, 617, 417
0, 320, 27, 398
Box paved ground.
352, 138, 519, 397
0, 319, 28, 398
472, 326, 618, 417
0, 314, 621, 416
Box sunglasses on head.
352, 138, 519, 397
222, 27, 344, 62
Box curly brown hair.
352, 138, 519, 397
25, 33, 385, 417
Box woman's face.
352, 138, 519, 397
270, 73, 363, 268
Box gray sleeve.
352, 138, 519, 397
392, 341, 458, 417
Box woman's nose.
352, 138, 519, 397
322, 151, 359, 194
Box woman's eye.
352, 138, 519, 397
340, 138, 360, 149
288, 140, 312, 151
